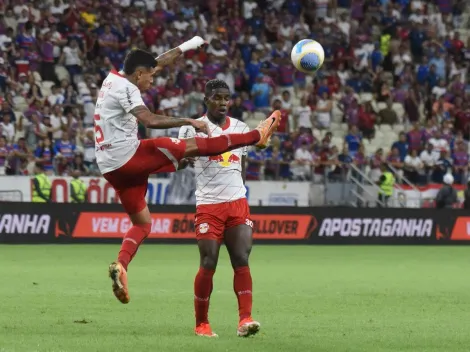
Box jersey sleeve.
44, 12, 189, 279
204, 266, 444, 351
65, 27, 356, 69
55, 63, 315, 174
117, 85, 146, 113
178, 124, 196, 139
240, 122, 250, 156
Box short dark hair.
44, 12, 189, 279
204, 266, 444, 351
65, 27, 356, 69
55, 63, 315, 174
123, 49, 156, 75
205, 79, 229, 96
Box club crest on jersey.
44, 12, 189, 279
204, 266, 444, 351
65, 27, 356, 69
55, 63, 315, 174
199, 223, 209, 234
208, 152, 240, 167
170, 138, 181, 144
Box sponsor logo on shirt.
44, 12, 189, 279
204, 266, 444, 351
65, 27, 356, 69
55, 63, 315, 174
208, 152, 240, 167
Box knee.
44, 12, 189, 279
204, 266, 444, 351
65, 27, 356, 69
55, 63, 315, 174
231, 249, 251, 268
201, 254, 218, 270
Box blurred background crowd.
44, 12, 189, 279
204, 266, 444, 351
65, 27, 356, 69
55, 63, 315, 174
0, 0, 469, 186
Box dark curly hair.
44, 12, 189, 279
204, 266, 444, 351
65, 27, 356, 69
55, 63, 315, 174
204, 79, 230, 96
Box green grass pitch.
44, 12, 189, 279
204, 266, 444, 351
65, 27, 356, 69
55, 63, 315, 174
0, 245, 469, 352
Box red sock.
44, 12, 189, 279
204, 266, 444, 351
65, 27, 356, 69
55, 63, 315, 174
194, 267, 215, 326
117, 223, 151, 271
234, 266, 253, 321
195, 130, 260, 156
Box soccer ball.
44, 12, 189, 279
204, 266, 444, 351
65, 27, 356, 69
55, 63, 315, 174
290, 39, 325, 74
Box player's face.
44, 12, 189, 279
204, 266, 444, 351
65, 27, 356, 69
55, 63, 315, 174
205, 88, 230, 120
136, 67, 156, 91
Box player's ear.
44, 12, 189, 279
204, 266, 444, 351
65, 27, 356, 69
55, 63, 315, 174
135, 69, 141, 81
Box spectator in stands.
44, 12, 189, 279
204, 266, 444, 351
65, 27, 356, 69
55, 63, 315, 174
240, 91, 255, 115
292, 140, 313, 181
404, 88, 420, 123
404, 149, 424, 185
272, 99, 290, 134
315, 91, 332, 130
378, 99, 398, 125
420, 143, 437, 181
246, 148, 264, 181
353, 144, 367, 171
452, 141, 469, 184
387, 146, 404, 175
226, 96, 243, 121
429, 130, 449, 160
26, 112, 47, 148
264, 146, 283, 180
185, 82, 205, 118
276, 90, 293, 112
333, 144, 352, 181
312, 139, 328, 183
7, 137, 30, 175
0, 102, 15, 124
391, 132, 409, 162
358, 101, 376, 140
293, 95, 313, 130
47, 85, 65, 106
344, 125, 362, 158
325, 145, 340, 182
434, 150, 454, 183
422, 118, 437, 144
407, 122, 423, 152
71, 153, 89, 176
441, 121, 454, 144
54, 131, 75, 162
0, 113, 15, 144
251, 73, 271, 112
0, 135, 9, 175
451, 130, 468, 152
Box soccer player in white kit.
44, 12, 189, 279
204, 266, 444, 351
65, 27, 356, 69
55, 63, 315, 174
94, 41, 282, 305
178, 80, 279, 338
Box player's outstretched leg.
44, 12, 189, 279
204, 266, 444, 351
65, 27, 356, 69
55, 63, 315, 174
184, 111, 281, 158
194, 239, 220, 337
224, 223, 260, 337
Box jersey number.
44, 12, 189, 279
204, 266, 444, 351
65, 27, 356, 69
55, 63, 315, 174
94, 114, 104, 144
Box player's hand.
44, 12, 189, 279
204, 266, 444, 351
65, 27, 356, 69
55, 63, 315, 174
178, 157, 195, 169
185, 157, 196, 167
188, 36, 208, 50
190, 120, 212, 137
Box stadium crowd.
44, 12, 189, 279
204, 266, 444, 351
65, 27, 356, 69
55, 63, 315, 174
0, 0, 469, 185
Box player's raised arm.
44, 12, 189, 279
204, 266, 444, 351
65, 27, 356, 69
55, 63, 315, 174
154, 36, 206, 73
129, 105, 211, 136
117, 49, 211, 135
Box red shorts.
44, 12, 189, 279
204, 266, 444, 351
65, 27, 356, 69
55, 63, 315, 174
103, 138, 186, 214
195, 198, 251, 243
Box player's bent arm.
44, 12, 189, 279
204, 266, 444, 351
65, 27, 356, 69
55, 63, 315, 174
129, 106, 194, 130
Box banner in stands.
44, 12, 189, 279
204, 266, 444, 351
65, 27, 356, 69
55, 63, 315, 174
1, 203, 468, 244
392, 184, 466, 208
0, 176, 311, 206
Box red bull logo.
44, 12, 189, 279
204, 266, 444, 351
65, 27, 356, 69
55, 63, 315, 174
208, 152, 240, 167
